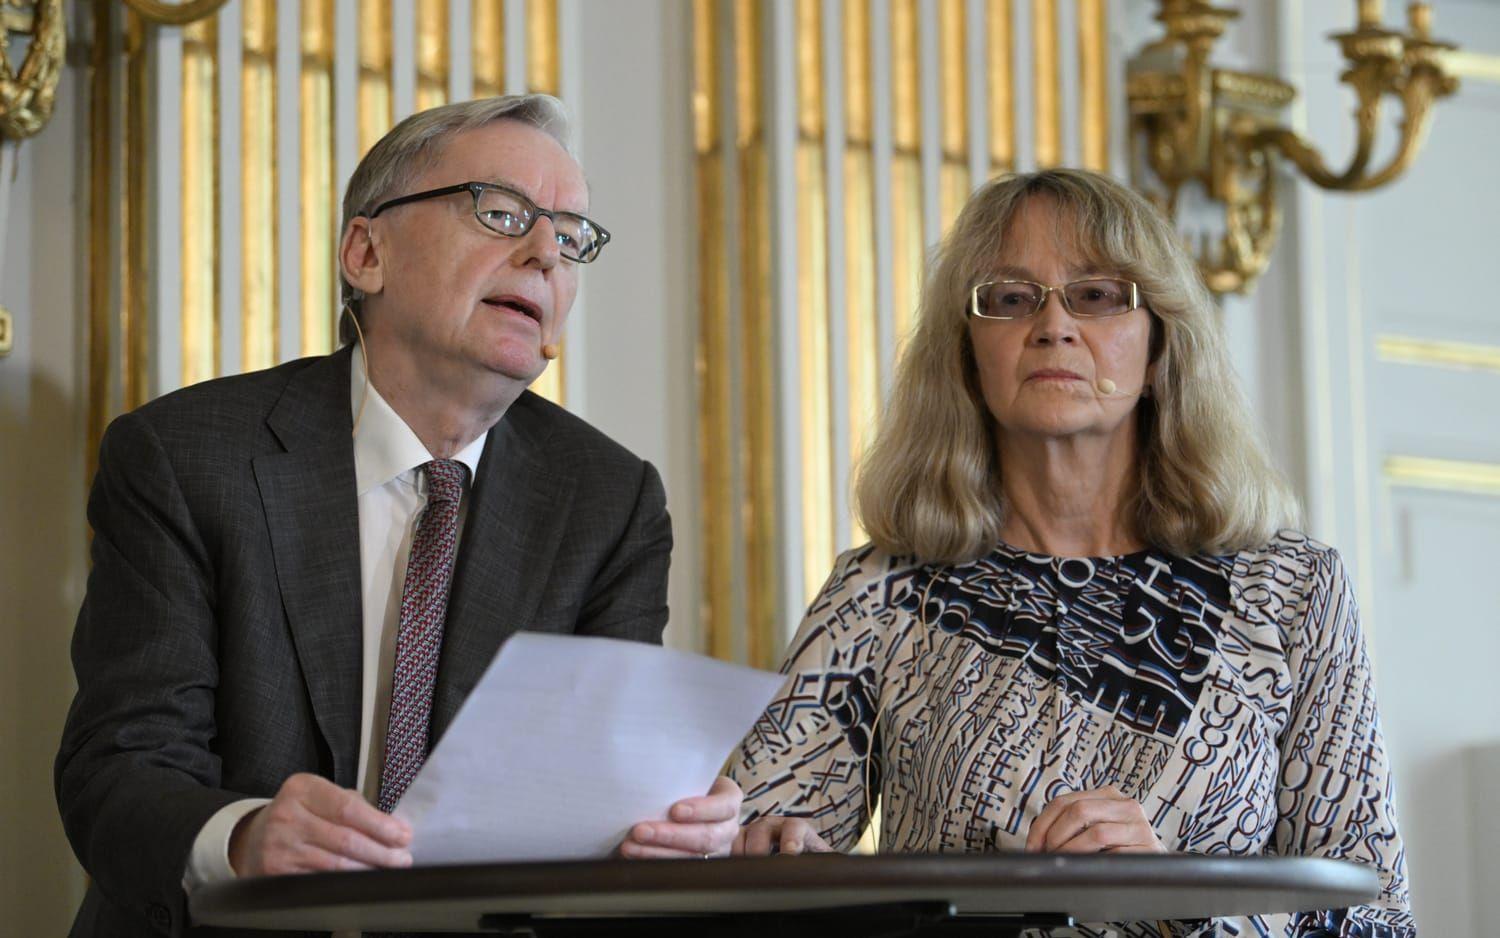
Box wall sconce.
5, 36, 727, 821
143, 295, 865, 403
1127, 0, 1460, 294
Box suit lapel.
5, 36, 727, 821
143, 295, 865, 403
431, 394, 577, 742
252, 348, 364, 788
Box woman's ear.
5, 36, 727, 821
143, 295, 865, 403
339, 217, 384, 299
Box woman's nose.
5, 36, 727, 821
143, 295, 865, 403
1028, 292, 1078, 345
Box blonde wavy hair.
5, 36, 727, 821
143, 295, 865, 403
854, 168, 1298, 563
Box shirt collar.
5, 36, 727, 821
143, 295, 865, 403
351, 351, 488, 495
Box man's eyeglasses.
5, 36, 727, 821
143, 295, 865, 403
367, 182, 611, 263
969, 278, 1141, 320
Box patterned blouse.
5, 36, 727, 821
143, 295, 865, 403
728, 531, 1413, 937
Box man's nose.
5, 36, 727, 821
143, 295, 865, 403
515, 216, 561, 270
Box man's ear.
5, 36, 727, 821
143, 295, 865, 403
339, 217, 384, 299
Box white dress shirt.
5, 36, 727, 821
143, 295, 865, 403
184, 353, 487, 889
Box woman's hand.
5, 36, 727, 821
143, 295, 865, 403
732, 816, 835, 856
1025, 785, 1167, 854
619, 776, 743, 859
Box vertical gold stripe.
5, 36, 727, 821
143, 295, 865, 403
124, 10, 149, 408
88, 0, 115, 482
358, 0, 392, 154
736, 0, 778, 668
937, 0, 968, 230
693, 0, 733, 662
796, 0, 833, 606
527, 0, 559, 91
417, 0, 449, 110
472, 0, 506, 97
301, 0, 335, 355
243, 0, 278, 372
1032, 0, 1060, 167
1077, 0, 1108, 171
987, 0, 1014, 175
889, 0, 922, 341
182, 14, 221, 387
844, 0, 877, 542
527, 0, 565, 406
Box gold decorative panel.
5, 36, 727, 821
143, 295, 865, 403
689, 0, 1112, 664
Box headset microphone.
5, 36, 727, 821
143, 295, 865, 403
1096, 377, 1117, 395
541, 343, 560, 361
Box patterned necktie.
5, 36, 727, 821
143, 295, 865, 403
377, 458, 469, 814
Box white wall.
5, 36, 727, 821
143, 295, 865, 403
1278, 2, 1500, 933
569, 0, 702, 653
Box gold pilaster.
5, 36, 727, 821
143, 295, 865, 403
357, 0, 392, 154
844, 0, 878, 543
988, 0, 1014, 175
795, 0, 834, 607
937, 0, 968, 229
736, 0, 778, 668
124, 9, 149, 408
527, 0, 564, 406
417, 0, 449, 110
88, 0, 115, 482
1032, 0, 1060, 167
693, 0, 733, 662
890, 0, 922, 341
181, 13, 220, 387
472, 0, 506, 97
242, 0, 278, 372
301, 0, 335, 354
1077, 0, 1109, 171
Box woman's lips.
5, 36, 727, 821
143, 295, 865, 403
1026, 369, 1084, 382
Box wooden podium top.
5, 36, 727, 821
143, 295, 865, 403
190, 852, 1381, 933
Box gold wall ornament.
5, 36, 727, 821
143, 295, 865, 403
0, 0, 65, 140
0, 304, 13, 356
119, 0, 227, 27
1127, 0, 1460, 294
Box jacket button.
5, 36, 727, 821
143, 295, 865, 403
147, 903, 172, 931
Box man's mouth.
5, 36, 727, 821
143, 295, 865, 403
483, 295, 543, 324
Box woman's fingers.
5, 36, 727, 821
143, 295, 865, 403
1025, 788, 1116, 852
776, 818, 833, 855
1025, 786, 1163, 854
733, 817, 833, 856
1038, 798, 1137, 852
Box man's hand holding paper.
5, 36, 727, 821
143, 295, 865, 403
389, 633, 783, 865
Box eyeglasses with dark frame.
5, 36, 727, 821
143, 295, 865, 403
367, 181, 612, 263
968, 278, 1142, 320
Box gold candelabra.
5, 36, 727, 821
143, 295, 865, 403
1127, 0, 1460, 294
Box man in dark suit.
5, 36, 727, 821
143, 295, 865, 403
56, 94, 742, 937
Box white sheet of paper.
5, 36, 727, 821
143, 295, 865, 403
392, 632, 786, 865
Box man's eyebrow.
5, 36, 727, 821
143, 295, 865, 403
482, 177, 591, 216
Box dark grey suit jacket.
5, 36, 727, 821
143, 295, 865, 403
55, 347, 672, 937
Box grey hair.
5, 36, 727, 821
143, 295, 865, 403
337, 93, 573, 343
854, 168, 1300, 562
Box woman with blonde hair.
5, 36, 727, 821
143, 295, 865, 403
723, 169, 1413, 937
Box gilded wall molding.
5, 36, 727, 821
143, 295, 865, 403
0, 0, 64, 139
120, 0, 227, 27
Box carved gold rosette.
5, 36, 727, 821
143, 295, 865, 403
0, 0, 65, 140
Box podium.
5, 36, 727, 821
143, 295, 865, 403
190, 853, 1380, 935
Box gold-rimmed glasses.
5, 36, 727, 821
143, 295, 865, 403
968, 278, 1141, 320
